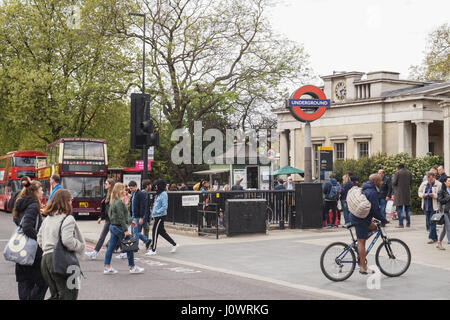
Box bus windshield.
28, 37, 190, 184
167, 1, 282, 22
63, 142, 104, 161
13, 157, 36, 167
62, 177, 105, 199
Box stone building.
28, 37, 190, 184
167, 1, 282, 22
275, 71, 450, 178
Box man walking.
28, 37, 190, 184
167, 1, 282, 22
128, 181, 151, 250
141, 179, 153, 239
392, 164, 413, 228
438, 165, 448, 184
377, 169, 392, 223
418, 172, 442, 243
48, 174, 62, 202
322, 174, 341, 228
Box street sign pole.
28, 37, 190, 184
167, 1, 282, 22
304, 122, 312, 182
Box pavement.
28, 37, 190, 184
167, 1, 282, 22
2, 211, 450, 300
77, 213, 450, 300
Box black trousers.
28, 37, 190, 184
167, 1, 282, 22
151, 216, 176, 251
94, 220, 110, 252
323, 200, 339, 226
18, 279, 47, 300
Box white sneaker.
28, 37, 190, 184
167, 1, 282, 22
103, 267, 118, 275
115, 252, 127, 259
145, 250, 157, 256
85, 251, 98, 260
170, 244, 179, 253
129, 266, 144, 274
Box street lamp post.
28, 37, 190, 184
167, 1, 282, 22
130, 12, 149, 183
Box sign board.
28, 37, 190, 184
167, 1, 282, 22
123, 174, 141, 189
182, 195, 200, 207
266, 148, 276, 161
318, 146, 333, 181
233, 169, 247, 189
0, 170, 4, 181
287, 85, 330, 123
135, 160, 151, 170
148, 147, 154, 160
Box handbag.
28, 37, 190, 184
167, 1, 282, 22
3, 215, 39, 266
431, 212, 445, 225
52, 215, 81, 278
120, 236, 139, 253
385, 200, 394, 214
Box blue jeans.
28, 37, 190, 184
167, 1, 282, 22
341, 200, 350, 224
396, 205, 411, 226
104, 225, 134, 267
131, 218, 150, 247
425, 210, 438, 241
379, 198, 387, 220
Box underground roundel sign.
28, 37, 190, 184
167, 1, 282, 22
287, 85, 330, 122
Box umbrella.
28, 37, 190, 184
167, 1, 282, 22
272, 165, 304, 177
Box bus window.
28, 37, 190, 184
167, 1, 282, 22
13, 156, 36, 167
85, 142, 104, 160
63, 142, 84, 160
7, 180, 20, 195
85, 177, 104, 198
0, 183, 5, 195
61, 177, 105, 199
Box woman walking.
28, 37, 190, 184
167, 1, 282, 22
85, 178, 115, 260
37, 189, 85, 300
12, 180, 48, 300
103, 183, 144, 274
146, 179, 178, 256
437, 177, 450, 250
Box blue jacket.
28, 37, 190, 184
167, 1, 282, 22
359, 181, 387, 223
48, 184, 62, 202
322, 178, 340, 200
152, 191, 168, 218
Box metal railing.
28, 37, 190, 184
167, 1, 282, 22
161, 190, 296, 234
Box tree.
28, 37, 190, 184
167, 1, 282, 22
0, 0, 137, 164
114, 0, 311, 181
409, 23, 450, 81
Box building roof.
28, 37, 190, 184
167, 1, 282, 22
381, 82, 450, 98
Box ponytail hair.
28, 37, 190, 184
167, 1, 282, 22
12, 180, 42, 219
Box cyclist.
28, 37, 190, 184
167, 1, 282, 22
350, 173, 388, 274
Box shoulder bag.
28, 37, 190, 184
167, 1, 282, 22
431, 212, 445, 225
3, 215, 39, 266
52, 215, 81, 278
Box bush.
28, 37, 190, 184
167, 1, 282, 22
334, 152, 443, 214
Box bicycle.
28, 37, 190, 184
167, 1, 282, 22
320, 219, 411, 281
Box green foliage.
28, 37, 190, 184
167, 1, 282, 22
409, 23, 450, 81
334, 152, 444, 214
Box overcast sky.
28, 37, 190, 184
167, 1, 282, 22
268, 0, 449, 85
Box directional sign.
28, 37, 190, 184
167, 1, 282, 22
287, 85, 329, 122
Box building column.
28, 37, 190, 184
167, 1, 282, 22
289, 129, 296, 168
441, 102, 450, 171
279, 129, 289, 168
397, 121, 412, 155
412, 120, 433, 157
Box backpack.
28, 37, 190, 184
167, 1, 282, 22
326, 184, 341, 201
346, 186, 371, 219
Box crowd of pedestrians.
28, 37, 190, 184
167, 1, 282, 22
321, 164, 450, 252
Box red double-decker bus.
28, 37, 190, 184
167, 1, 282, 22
38, 138, 108, 218
0, 150, 46, 212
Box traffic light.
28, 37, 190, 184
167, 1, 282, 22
130, 93, 159, 148
130, 93, 150, 149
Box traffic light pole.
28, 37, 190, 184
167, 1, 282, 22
131, 12, 148, 183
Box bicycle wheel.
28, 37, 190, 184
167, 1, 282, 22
375, 238, 411, 277
320, 242, 356, 282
